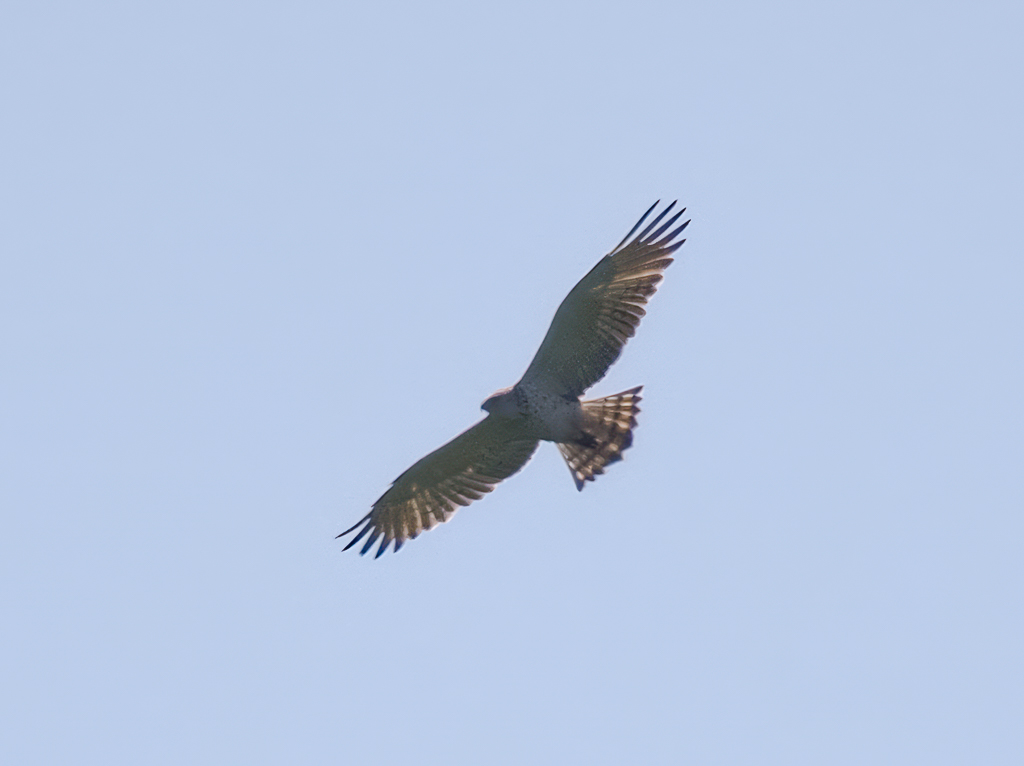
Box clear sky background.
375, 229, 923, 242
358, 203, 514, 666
2, 1, 1022, 764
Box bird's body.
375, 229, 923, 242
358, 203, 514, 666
484, 383, 582, 443
339, 201, 689, 557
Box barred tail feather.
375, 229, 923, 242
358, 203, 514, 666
557, 386, 643, 490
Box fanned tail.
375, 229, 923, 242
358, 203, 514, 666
557, 386, 643, 490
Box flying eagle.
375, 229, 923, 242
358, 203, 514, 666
339, 201, 689, 557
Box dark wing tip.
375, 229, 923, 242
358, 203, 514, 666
612, 200, 660, 252
643, 208, 686, 245
338, 512, 379, 553
613, 202, 690, 255
337, 511, 371, 539
636, 200, 678, 242
359, 527, 383, 556
338, 517, 406, 558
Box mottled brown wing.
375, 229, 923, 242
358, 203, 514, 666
520, 201, 689, 397
339, 416, 539, 557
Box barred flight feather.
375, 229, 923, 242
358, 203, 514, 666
557, 387, 643, 490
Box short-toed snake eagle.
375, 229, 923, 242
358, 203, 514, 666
339, 201, 689, 557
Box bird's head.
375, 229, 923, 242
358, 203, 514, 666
481, 387, 518, 416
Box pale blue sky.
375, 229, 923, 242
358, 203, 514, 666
2, 1, 1022, 763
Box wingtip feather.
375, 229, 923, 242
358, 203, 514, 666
337, 512, 371, 539
644, 208, 686, 244
612, 200, 660, 252
359, 528, 382, 556
636, 200, 677, 243
340, 516, 374, 551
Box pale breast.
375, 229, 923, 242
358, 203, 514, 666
514, 382, 583, 443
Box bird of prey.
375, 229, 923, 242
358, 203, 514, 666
339, 201, 689, 557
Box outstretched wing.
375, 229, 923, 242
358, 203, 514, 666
520, 201, 689, 397
339, 416, 539, 557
